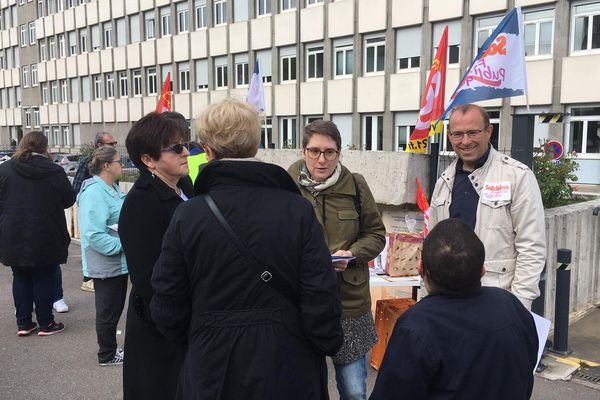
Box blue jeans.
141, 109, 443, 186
54, 265, 64, 302
334, 355, 367, 400
12, 266, 57, 328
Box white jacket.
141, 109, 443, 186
429, 147, 547, 309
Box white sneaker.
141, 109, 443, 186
53, 299, 69, 313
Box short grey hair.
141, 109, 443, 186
94, 132, 112, 147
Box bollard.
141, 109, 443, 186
531, 265, 546, 316
550, 248, 572, 356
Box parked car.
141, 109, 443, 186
51, 153, 81, 173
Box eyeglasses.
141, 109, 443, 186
107, 159, 124, 166
102, 141, 118, 147
448, 128, 487, 141
161, 143, 188, 154
305, 147, 339, 161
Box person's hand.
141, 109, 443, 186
332, 250, 353, 272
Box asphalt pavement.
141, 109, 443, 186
0, 243, 598, 399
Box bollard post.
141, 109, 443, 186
550, 248, 572, 356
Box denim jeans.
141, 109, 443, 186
12, 266, 57, 328
334, 355, 367, 400
54, 265, 64, 302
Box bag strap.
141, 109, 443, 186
351, 173, 363, 231
203, 194, 299, 307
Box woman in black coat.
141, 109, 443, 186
0, 131, 75, 336
150, 98, 343, 399
119, 112, 193, 400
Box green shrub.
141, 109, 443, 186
532, 140, 580, 208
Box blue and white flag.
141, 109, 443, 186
246, 59, 265, 112
443, 7, 527, 117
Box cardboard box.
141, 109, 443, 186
385, 232, 423, 277
370, 298, 416, 370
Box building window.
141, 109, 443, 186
60, 79, 68, 102
31, 64, 38, 86
58, 33, 65, 58
24, 109, 31, 128
256, 49, 272, 83
52, 126, 60, 147
37, 0, 44, 18
116, 18, 126, 46
48, 37, 56, 59
195, 0, 207, 29
104, 22, 113, 48
572, 2, 600, 52
568, 106, 600, 154
68, 31, 77, 55
82, 76, 90, 101
62, 126, 70, 147
80, 28, 88, 53
130, 14, 141, 43
235, 55, 248, 87
29, 22, 36, 45
280, 48, 296, 82
91, 25, 100, 51
57, 0, 64, 12
434, 21, 460, 64
334, 42, 353, 77
147, 67, 157, 95
396, 27, 421, 71
93, 74, 102, 100
395, 113, 417, 151
215, 57, 228, 89
257, 0, 271, 16
281, 0, 296, 11
475, 15, 504, 53
70, 77, 79, 102
51, 81, 58, 103
119, 71, 128, 97
523, 9, 554, 56
307, 0, 323, 4
22, 66, 29, 88
364, 36, 385, 74
306, 45, 324, 80
195, 59, 208, 90
362, 114, 383, 151
40, 40, 47, 61
177, 2, 188, 33
42, 83, 49, 104
33, 108, 40, 127
160, 6, 171, 36
280, 117, 297, 148
20, 24, 27, 47
145, 11, 156, 40
214, 0, 227, 25
261, 118, 272, 148
132, 69, 142, 96
105, 73, 114, 99
178, 62, 190, 92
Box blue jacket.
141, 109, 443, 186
78, 176, 127, 278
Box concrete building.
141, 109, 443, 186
0, 0, 598, 182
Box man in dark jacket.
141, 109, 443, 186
370, 218, 538, 400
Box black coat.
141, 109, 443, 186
119, 171, 193, 400
150, 160, 343, 400
0, 156, 75, 267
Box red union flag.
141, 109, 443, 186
406, 26, 448, 153
155, 72, 172, 113
415, 177, 430, 236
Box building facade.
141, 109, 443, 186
0, 0, 598, 182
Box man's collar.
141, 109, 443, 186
456, 143, 491, 173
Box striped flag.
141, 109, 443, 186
246, 59, 265, 112
155, 72, 172, 113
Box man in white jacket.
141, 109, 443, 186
429, 104, 546, 309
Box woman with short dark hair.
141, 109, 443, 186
0, 131, 75, 337
119, 111, 193, 400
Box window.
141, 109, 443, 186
280, 47, 296, 82
364, 36, 385, 74
33, 108, 40, 127
234, 0, 248, 22
70, 77, 79, 102
396, 27, 421, 70
334, 41, 353, 77
394, 112, 417, 151
434, 21, 460, 64
234, 54, 248, 87
91, 25, 100, 51
362, 114, 383, 150
306, 44, 324, 80
281, 0, 296, 11
257, 0, 271, 16
79, 28, 88, 53
572, 2, 600, 52
119, 71, 128, 97
280, 117, 297, 148
214, 0, 227, 25
145, 11, 156, 39
130, 15, 141, 43
62, 126, 70, 147
215, 57, 228, 89
29, 22, 36, 45
42, 83, 49, 104
40, 40, 47, 61
195, 0, 207, 29
261, 118, 272, 148
22, 66, 29, 88
37, 0, 44, 17
82, 76, 90, 101
178, 62, 190, 91
20, 24, 27, 47
331, 114, 353, 148
93, 74, 102, 100
24, 109, 32, 128
147, 67, 157, 95
51, 81, 58, 103
256, 49, 272, 83
58, 33, 65, 58
116, 18, 126, 46
104, 22, 113, 48
31, 64, 38, 86
67, 0, 75, 8
307, 0, 323, 4
523, 9, 554, 56
14, 46, 20, 68
60, 79, 68, 102
0, 50, 3, 69
177, 2, 188, 33
160, 6, 171, 36
132, 69, 142, 96
195, 59, 208, 89
52, 127, 60, 147
475, 15, 504, 53
105, 73, 114, 98
68, 31, 77, 55
568, 106, 600, 154
57, 0, 63, 12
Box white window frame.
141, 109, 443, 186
280, 117, 297, 149
566, 106, 600, 157
105, 72, 114, 99
58, 33, 65, 58
31, 64, 38, 86
571, 2, 600, 54
195, 59, 209, 90
334, 43, 353, 77
62, 126, 70, 147
60, 79, 68, 103
42, 83, 49, 104
68, 31, 77, 56
51, 81, 58, 103
93, 74, 102, 100
22, 66, 29, 88
70, 77, 79, 102
52, 126, 60, 147
24, 108, 32, 128
523, 8, 554, 58
147, 67, 157, 95
177, 2, 189, 33
160, 6, 171, 37
145, 11, 156, 40
257, 0, 271, 17
118, 71, 128, 97
280, 52, 296, 82
307, 0, 323, 5
306, 45, 324, 80
361, 114, 383, 151
178, 62, 190, 92
195, 0, 207, 29
215, 62, 228, 89
214, 0, 227, 26
40, 41, 47, 61
29, 22, 36, 45
20, 24, 27, 47
33, 108, 40, 127
91, 24, 100, 51
79, 29, 88, 53
261, 117, 272, 148
104, 22, 113, 49
364, 36, 385, 75
235, 60, 248, 87
133, 69, 142, 96
280, 0, 296, 12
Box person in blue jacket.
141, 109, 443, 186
78, 146, 128, 366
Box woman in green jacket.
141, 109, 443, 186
288, 120, 386, 400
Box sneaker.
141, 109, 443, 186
53, 299, 69, 313
81, 280, 95, 292
99, 349, 124, 366
38, 321, 65, 336
17, 322, 38, 337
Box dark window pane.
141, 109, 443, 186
412, 56, 420, 68
570, 121, 584, 152
309, 55, 315, 77
366, 47, 374, 72
572, 107, 600, 116
346, 50, 353, 74
366, 117, 372, 150
336, 51, 343, 75
316, 52, 323, 78
399, 57, 408, 69
282, 58, 289, 80
290, 57, 296, 80
377, 116, 383, 150
592, 15, 600, 49
376, 46, 385, 71
574, 17, 588, 51
449, 44, 459, 63
586, 121, 600, 153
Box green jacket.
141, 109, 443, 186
288, 160, 386, 318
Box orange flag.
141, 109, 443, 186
416, 177, 430, 236
155, 72, 172, 113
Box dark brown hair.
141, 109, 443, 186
12, 131, 48, 162
88, 147, 118, 175
302, 120, 342, 151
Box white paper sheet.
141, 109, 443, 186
530, 311, 551, 373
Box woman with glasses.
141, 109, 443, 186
288, 120, 386, 400
78, 147, 128, 365
119, 111, 193, 400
